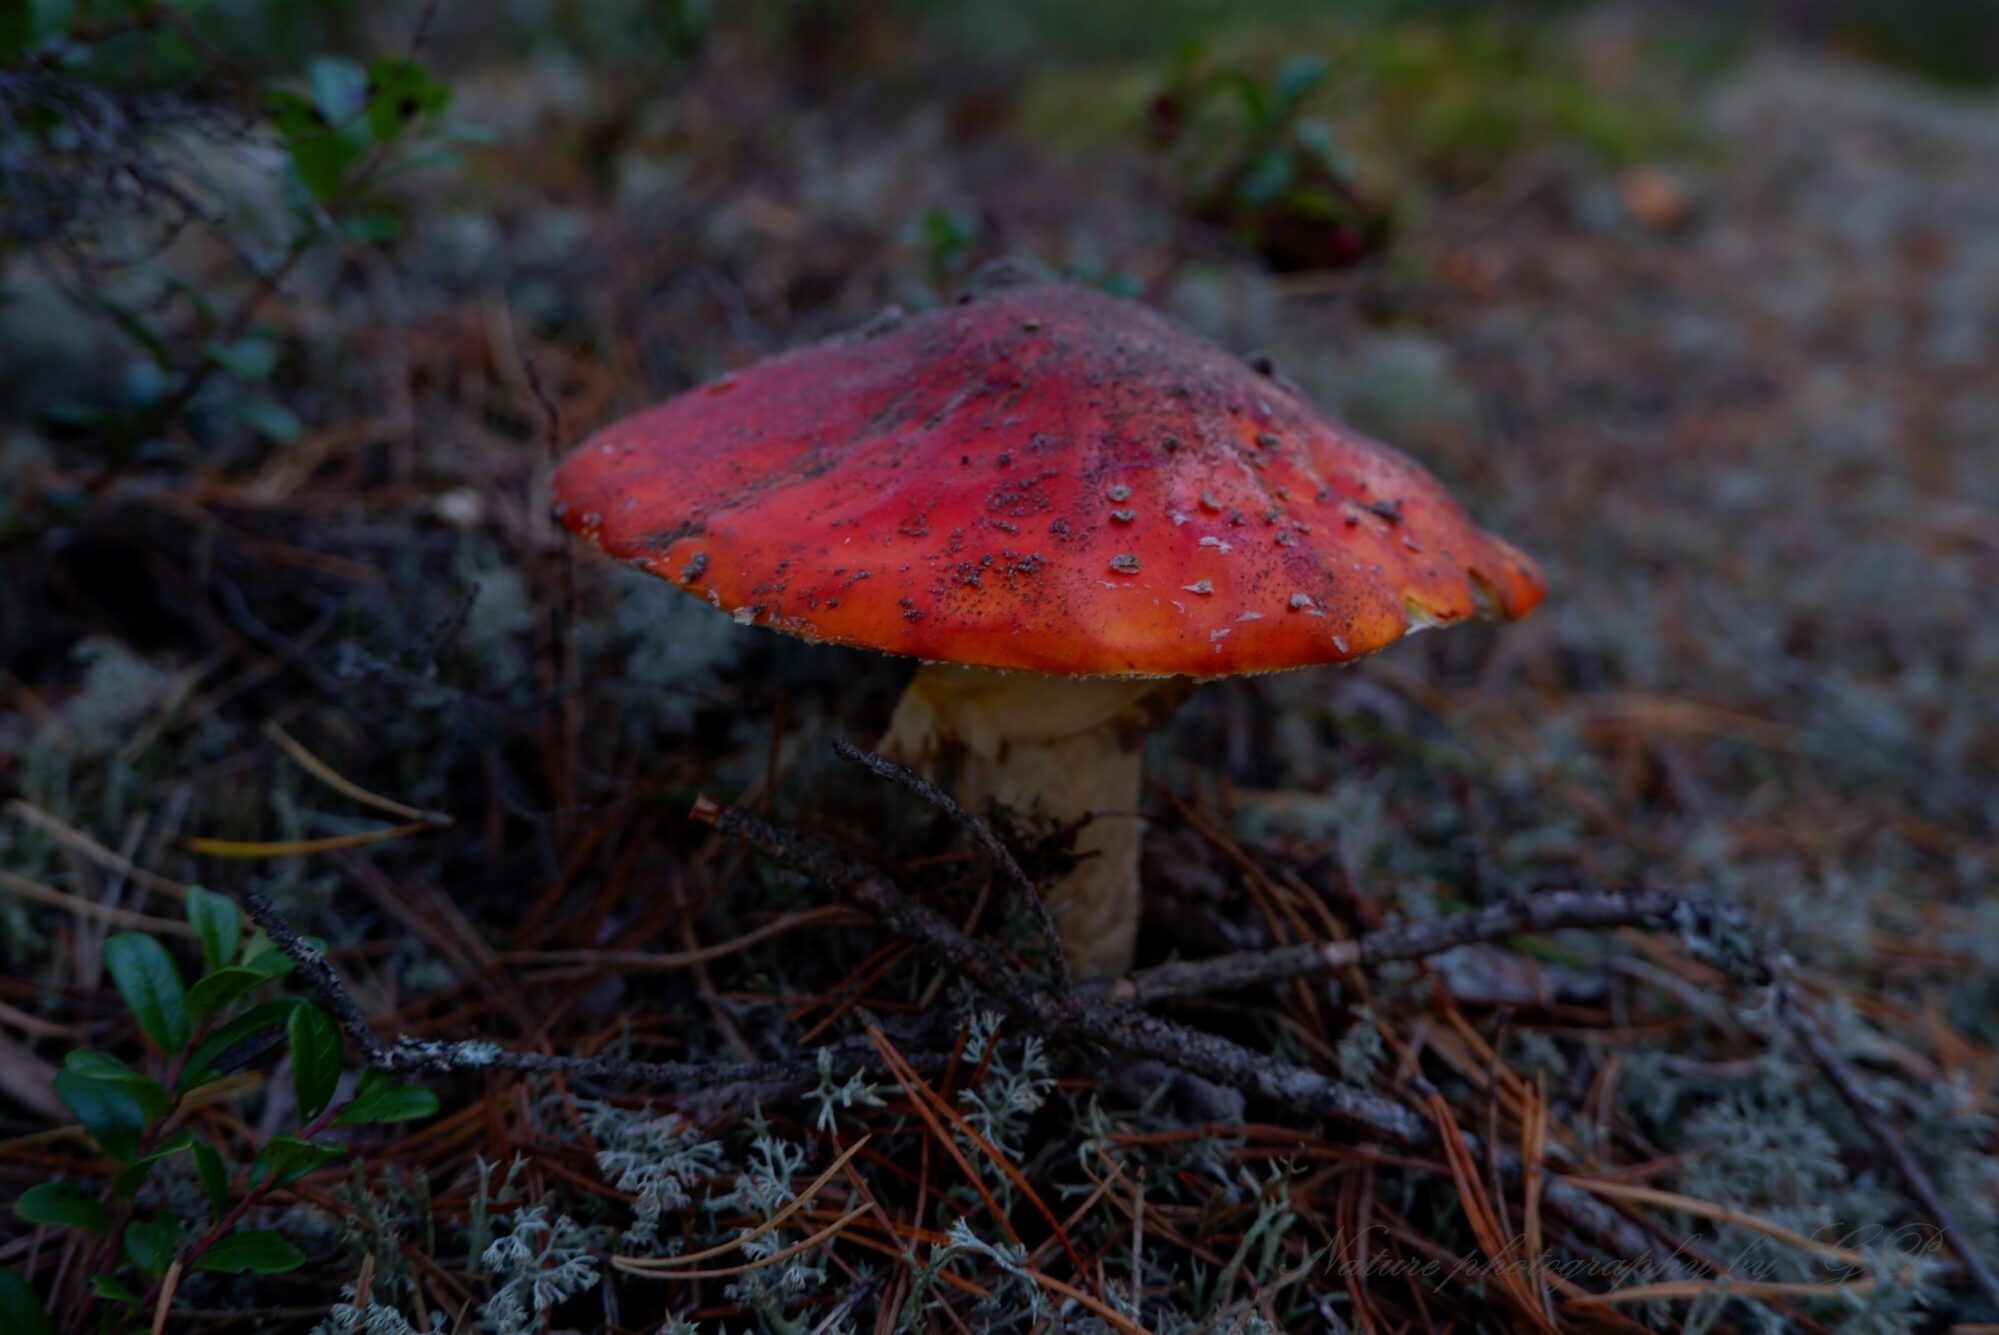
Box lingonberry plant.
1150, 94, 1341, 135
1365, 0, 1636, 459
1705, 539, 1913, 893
4, 887, 438, 1334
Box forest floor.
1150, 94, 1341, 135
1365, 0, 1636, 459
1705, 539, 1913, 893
3, 6, 1997, 1332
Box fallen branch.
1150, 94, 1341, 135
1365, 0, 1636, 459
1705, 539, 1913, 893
690, 795, 1683, 1280
1105, 888, 1691, 1006
1782, 976, 1999, 1317
833, 738, 1071, 994
243, 890, 816, 1091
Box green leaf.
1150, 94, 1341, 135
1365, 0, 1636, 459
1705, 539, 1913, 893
288, 133, 361, 202
195, 1230, 305, 1275
0, 1269, 57, 1335
0, 0, 73, 63
55, 1070, 153, 1161
60, 1051, 169, 1115
337, 209, 404, 242
240, 933, 297, 976
268, 90, 367, 204
1293, 117, 1352, 180
308, 55, 370, 127
90, 1273, 141, 1305
364, 57, 451, 141
287, 1005, 341, 1121
15, 1182, 108, 1233
1215, 68, 1270, 129
251, 1135, 344, 1189
1235, 148, 1297, 207
182, 997, 304, 1087
229, 396, 303, 443
192, 1139, 231, 1217
185, 886, 241, 973
123, 1213, 182, 1277
103, 933, 189, 1053
188, 966, 271, 1021
202, 336, 281, 384
1270, 54, 1329, 116
109, 1131, 194, 1200
338, 1078, 439, 1125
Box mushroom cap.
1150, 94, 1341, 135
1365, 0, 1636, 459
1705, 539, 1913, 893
552, 281, 1544, 678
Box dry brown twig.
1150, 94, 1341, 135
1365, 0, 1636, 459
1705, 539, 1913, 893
832, 736, 1072, 994
1105, 887, 1692, 1005
241, 890, 822, 1091
1777, 971, 1999, 1317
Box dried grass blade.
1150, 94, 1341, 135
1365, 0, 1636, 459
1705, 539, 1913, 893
867, 1021, 1088, 1278
263, 719, 450, 824
3, 800, 190, 898
613, 1204, 871, 1280
864, 1024, 1028, 1257
185, 821, 437, 858
1562, 1178, 1867, 1267
1567, 1276, 1878, 1307
0, 869, 196, 936
613, 1135, 870, 1273
1426, 1093, 1558, 1333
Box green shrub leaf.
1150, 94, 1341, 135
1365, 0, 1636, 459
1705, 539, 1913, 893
338, 1078, 440, 1125
252, 1134, 345, 1189
239, 933, 298, 976
228, 396, 303, 443
54, 1070, 153, 1161
196, 1230, 305, 1275
90, 1274, 140, 1305
307, 55, 370, 126
270, 86, 368, 203
15, 1182, 108, 1233
103, 933, 189, 1053
123, 1213, 182, 1277
202, 336, 281, 384
192, 1140, 231, 1216
365, 57, 451, 141
287, 1004, 341, 1120
0, 1269, 57, 1335
188, 967, 272, 1021
0, 0, 73, 64
182, 997, 304, 1087
185, 886, 241, 973
60, 1051, 168, 1115
109, 1130, 194, 1200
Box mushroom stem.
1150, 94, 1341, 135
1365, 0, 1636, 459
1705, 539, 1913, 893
879, 664, 1183, 978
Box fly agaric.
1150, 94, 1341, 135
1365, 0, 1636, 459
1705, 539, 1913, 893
552, 274, 1544, 977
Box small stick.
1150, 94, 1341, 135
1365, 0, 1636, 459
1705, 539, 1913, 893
1783, 978, 1999, 1317
242, 891, 800, 1089
1105, 888, 1691, 1005
833, 738, 1072, 994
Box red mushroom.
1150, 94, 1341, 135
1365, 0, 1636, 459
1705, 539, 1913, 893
553, 276, 1545, 976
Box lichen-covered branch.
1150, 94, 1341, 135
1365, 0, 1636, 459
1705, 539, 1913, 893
1105, 887, 1694, 1005
833, 737, 1072, 992
243, 890, 807, 1089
